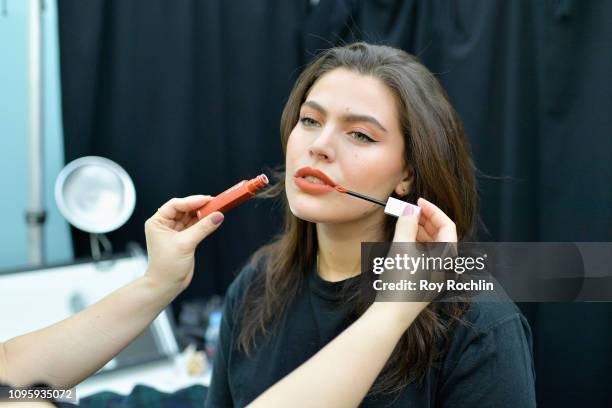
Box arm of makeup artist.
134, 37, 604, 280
248, 197, 457, 408
0, 195, 224, 389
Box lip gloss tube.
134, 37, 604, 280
196, 174, 269, 220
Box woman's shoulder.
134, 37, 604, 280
436, 297, 536, 405
225, 255, 266, 304
450, 291, 532, 345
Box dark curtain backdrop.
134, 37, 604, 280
57, 0, 612, 406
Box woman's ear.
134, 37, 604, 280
394, 165, 414, 197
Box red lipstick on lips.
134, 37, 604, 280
294, 166, 336, 194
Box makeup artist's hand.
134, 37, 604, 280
414, 197, 458, 243
376, 197, 458, 327
0, 196, 224, 391
144, 195, 224, 294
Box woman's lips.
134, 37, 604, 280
293, 166, 336, 195
294, 176, 335, 194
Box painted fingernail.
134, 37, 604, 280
211, 213, 224, 225
402, 204, 421, 217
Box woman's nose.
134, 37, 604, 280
308, 127, 336, 162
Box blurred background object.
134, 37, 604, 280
0, 251, 184, 397
55, 156, 136, 259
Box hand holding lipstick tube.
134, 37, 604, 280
196, 174, 269, 220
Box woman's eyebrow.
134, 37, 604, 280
302, 100, 388, 133
343, 114, 388, 133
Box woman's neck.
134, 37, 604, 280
316, 213, 386, 282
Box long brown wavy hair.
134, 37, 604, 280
237, 42, 479, 396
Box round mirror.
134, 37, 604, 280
55, 156, 136, 234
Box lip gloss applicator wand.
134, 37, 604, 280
334, 185, 421, 218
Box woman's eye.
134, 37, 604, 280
350, 131, 376, 143
300, 117, 320, 127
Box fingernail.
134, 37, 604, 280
402, 204, 421, 217
211, 213, 224, 225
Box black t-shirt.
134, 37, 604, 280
206, 262, 536, 407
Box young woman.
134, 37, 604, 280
0, 42, 534, 407
202, 42, 536, 407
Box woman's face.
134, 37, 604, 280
285, 67, 410, 224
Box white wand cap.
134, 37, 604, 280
384, 197, 421, 218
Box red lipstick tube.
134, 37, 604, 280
196, 174, 269, 220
